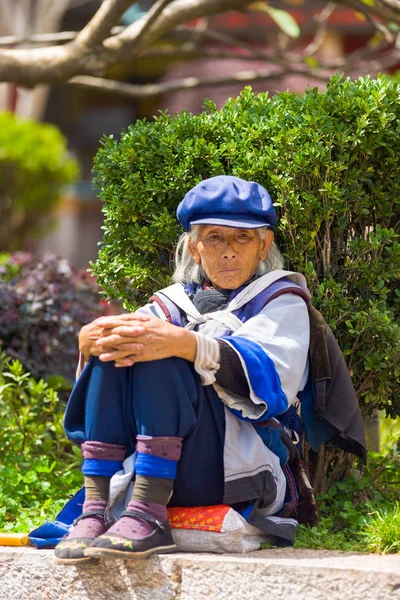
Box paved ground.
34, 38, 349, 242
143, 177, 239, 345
1, 546, 399, 600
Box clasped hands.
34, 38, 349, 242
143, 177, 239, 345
79, 313, 197, 368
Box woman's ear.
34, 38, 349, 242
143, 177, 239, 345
260, 230, 274, 261
188, 236, 201, 264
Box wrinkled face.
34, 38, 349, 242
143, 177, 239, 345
188, 225, 274, 290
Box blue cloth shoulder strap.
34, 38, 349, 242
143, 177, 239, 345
232, 277, 308, 323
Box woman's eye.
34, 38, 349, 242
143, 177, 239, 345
237, 234, 250, 242
208, 235, 221, 242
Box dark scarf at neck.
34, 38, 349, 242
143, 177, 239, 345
189, 273, 259, 315
193, 287, 232, 315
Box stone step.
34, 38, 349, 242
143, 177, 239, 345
1, 546, 399, 600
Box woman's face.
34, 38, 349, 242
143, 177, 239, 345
188, 225, 273, 290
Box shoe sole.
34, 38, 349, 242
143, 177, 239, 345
84, 544, 177, 560
55, 556, 100, 566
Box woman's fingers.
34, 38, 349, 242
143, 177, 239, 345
99, 344, 144, 362
96, 328, 146, 347
112, 342, 144, 354
114, 357, 136, 368
96, 314, 151, 329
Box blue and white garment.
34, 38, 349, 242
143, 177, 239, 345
30, 270, 310, 548
133, 269, 311, 517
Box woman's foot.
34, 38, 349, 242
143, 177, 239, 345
84, 500, 176, 560
54, 499, 107, 565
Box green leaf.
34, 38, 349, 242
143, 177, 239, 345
264, 7, 300, 38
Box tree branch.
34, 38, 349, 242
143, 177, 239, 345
67, 65, 330, 99
303, 3, 337, 56
0, 0, 399, 90
104, 0, 255, 52
0, 28, 126, 47
74, 0, 133, 48
140, 45, 271, 61
181, 25, 272, 60
380, 0, 400, 14
121, 0, 176, 51
344, 0, 394, 42
337, 0, 400, 26
0, 45, 81, 86
0, 0, 257, 85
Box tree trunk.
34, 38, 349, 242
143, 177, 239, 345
363, 409, 380, 453
303, 440, 355, 496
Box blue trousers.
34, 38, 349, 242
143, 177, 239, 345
64, 357, 225, 507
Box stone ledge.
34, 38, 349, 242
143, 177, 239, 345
1, 546, 399, 600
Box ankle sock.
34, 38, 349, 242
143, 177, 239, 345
101, 435, 182, 541
132, 474, 174, 505
106, 500, 167, 539
84, 475, 110, 502
66, 499, 108, 540
64, 440, 127, 540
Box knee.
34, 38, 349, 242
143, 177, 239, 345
134, 357, 192, 378
132, 358, 199, 408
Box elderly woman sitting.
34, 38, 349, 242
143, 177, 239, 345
54, 175, 312, 564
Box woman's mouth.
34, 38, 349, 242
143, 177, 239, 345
220, 268, 240, 272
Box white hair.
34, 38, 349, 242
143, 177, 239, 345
171, 225, 285, 284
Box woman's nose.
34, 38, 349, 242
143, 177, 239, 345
221, 239, 237, 258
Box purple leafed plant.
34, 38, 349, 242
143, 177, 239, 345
0, 253, 114, 385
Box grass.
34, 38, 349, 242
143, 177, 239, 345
360, 503, 400, 554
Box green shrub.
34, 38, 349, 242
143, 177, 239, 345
0, 113, 79, 251
92, 74, 400, 419
293, 449, 400, 553
0, 352, 82, 532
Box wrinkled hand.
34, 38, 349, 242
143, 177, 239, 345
78, 313, 145, 361
96, 314, 197, 367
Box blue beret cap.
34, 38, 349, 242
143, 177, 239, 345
176, 175, 277, 232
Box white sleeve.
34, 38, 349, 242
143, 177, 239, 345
193, 333, 220, 385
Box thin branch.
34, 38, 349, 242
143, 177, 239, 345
0, 27, 125, 47
75, 0, 133, 48
347, 0, 395, 42
304, 3, 336, 56
337, 0, 400, 27
67, 65, 330, 98
141, 46, 272, 60
178, 25, 272, 61
0, 33, 271, 62
380, 0, 400, 14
